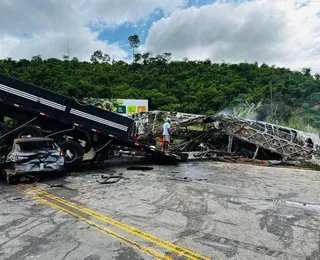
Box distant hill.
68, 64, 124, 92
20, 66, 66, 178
1, 52, 319, 133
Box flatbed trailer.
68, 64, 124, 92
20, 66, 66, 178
0, 73, 181, 169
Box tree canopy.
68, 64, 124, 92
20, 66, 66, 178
0, 50, 319, 133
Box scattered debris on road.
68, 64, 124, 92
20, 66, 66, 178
167, 176, 192, 182
127, 166, 154, 171
49, 184, 64, 188
96, 173, 124, 184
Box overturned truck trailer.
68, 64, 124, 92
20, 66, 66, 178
134, 111, 320, 166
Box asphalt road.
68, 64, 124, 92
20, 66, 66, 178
1, 161, 320, 260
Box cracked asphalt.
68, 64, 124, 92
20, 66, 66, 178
1, 160, 320, 260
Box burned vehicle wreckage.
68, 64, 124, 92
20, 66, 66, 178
134, 111, 320, 166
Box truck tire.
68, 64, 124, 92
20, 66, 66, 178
12, 125, 43, 139
71, 129, 92, 152
0, 123, 9, 146
58, 140, 84, 170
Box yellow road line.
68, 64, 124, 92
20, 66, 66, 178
15, 186, 171, 260
22, 184, 211, 260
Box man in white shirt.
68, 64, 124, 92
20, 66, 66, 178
162, 119, 171, 152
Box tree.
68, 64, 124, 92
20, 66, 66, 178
90, 50, 103, 63
103, 54, 111, 63
203, 58, 212, 65
133, 53, 142, 63
163, 52, 172, 63
71, 57, 79, 62
31, 55, 42, 63
1, 52, 320, 133
302, 67, 312, 77
141, 52, 151, 65
128, 35, 140, 61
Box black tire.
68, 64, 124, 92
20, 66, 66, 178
236, 148, 253, 158
236, 151, 248, 158
0, 169, 5, 180
90, 153, 103, 169
12, 125, 43, 139
58, 140, 84, 170
0, 123, 9, 146
6, 172, 18, 185
70, 129, 92, 153
107, 145, 120, 159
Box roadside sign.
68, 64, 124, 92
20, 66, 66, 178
117, 106, 126, 113
84, 98, 148, 116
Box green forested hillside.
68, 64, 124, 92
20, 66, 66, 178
1, 52, 319, 132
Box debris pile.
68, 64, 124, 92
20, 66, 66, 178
134, 111, 320, 167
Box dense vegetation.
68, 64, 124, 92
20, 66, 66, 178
0, 51, 319, 133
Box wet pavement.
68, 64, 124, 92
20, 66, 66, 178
1, 161, 320, 259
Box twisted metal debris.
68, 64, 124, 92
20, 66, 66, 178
134, 111, 320, 166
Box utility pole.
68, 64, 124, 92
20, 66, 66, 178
270, 81, 273, 123
67, 41, 70, 61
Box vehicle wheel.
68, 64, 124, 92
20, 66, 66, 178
71, 129, 92, 153
90, 153, 103, 168
236, 148, 254, 158
0, 169, 5, 180
12, 125, 43, 139
0, 123, 9, 146
236, 151, 248, 158
107, 145, 119, 159
58, 140, 84, 170
6, 172, 18, 185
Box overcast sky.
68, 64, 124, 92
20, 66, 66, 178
0, 0, 319, 72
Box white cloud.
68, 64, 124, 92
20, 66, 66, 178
145, 0, 320, 72
0, 0, 84, 35
0, 30, 127, 61
1, 0, 319, 72
0, 0, 186, 60
85, 0, 187, 28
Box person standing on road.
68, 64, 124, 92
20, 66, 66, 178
162, 119, 171, 152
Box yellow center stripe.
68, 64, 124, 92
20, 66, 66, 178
16, 186, 170, 260
20, 184, 211, 260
